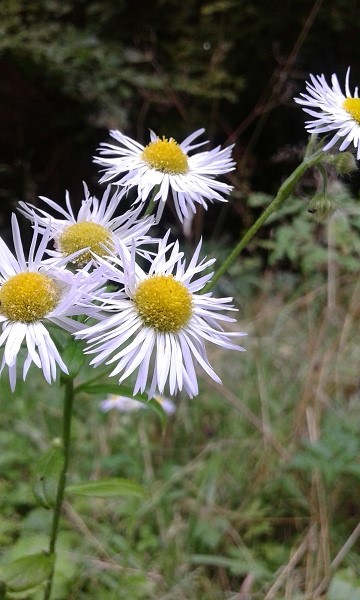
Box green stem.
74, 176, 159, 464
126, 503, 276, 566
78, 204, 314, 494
143, 184, 161, 217
204, 150, 324, 292
43, 379, 74, 600
144, 198, 156, 216
317, 164, 328, 195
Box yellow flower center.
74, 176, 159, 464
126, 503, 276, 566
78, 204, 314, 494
343, 97, 360, 124
133, 275, 193, 332
0, 272, 61, 323
58, 222, 114, 266
141, 137, 189, 174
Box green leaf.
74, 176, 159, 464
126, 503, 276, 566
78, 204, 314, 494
79, 382, 148, 397
188, 553, 248, 575
144, 398, 167, 428
66, 477, 146, 498
188, 551, 270, 578
61, 341, 86, 379
80, 383, 168, 428
33, 446, 64, 509
0, 553, 54, 592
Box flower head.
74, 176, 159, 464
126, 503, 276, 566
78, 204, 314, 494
19, 183, 155, 268
76, 233, 246, 398
295, 67, 360, 158
93, 128, 235, 222
0, 215, 105, 389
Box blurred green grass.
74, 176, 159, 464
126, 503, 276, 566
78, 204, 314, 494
0, 265, 359, 599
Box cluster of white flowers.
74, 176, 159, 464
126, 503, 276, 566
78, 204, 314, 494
0, 127, 246, 397
0, 63, 360, 398
1, 65, 357, 398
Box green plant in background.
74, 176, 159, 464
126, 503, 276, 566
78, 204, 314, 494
2, 0, 360, 225
248, 181, 360, 276
0, 6, 360, 594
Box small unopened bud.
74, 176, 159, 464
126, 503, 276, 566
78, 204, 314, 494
52, 437, 62, 448
325, 152, 358, 175
306, 194, 338, 222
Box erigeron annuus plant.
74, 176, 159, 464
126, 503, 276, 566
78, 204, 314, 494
294, 67, 360, 158
0, 71, 358, 598
76, 233, 246, 399
19, 182, 156, 268
93, 127, 235, 222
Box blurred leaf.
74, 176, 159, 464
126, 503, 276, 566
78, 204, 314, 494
78, 382, 147, 397
33, 446, 64, 509
0, 581, 5, 599
189, 550, 271, 578
1, 533, 79, 599
61, 341, 86, 380
80, 383, 168, 427
0, 552, 54, 592
66, 477, 146, 498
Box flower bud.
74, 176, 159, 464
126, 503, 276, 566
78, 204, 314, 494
306, 194, 338, 222
325, 152, 358, 175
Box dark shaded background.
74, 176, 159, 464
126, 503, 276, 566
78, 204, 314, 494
0, 0, 359, 242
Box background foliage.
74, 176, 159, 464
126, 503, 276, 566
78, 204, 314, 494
0, 269, 359, 599
1, 1, 360, 598
1, 0, 360, 240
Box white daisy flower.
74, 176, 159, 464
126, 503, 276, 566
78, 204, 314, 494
100, 394, 176, 415
295, 67, 360, 158
18, 183, 155, 268
0, 215, 105, 390
76, 233, 246, 399
93, 128, 235, 222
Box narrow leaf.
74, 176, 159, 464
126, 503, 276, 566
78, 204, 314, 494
66, 477, 146, 498
79, 383, 148, 399
79, 383, 168, 427
144, 398, 167, 428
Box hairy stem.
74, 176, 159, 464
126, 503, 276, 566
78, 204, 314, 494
43, 379, 74, 600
